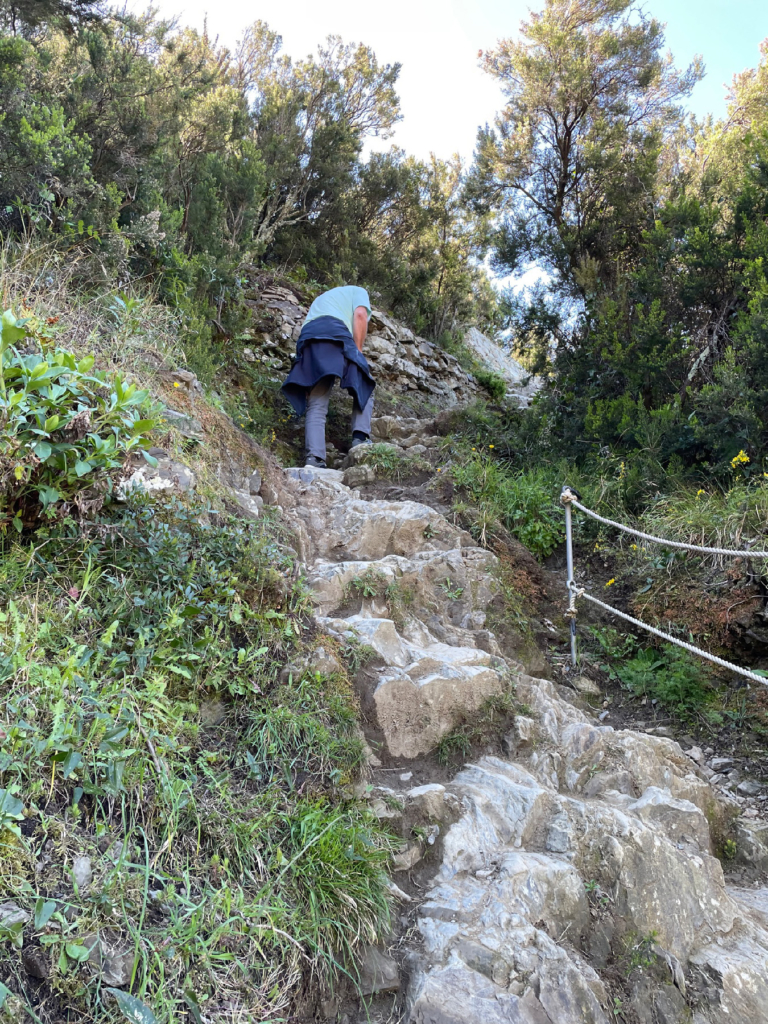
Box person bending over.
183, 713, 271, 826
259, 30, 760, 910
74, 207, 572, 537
281, 285, 375, 468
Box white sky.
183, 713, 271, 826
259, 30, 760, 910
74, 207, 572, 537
131, 0, 768, 163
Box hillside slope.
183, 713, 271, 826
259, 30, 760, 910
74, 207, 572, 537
0, 271, 767, 1024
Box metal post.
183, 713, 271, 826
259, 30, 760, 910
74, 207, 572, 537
561, 486, 578, 667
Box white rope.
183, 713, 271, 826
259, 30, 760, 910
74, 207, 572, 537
568, 498, 768, 559
570, 583, 768, 687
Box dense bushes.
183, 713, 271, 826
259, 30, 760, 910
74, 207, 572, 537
0, 308, 156, 530
0, 8, 497, 345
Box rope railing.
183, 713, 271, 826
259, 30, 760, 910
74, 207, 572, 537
560, 486, 768, 687
567, 497, 768, 560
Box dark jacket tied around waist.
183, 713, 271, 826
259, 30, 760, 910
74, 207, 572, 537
280, 314, 376, 416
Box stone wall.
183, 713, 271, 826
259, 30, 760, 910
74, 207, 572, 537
242, 279, 487, 406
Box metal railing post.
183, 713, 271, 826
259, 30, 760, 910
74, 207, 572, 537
561, 486, 578, 667
557, 489, 768, 687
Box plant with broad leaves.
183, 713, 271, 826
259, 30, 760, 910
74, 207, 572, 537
106, 988, 157, 1023
0, 786, 24, 836
0, 308, 158, 530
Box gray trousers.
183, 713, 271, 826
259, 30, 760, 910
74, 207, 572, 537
305, 378, 374, 460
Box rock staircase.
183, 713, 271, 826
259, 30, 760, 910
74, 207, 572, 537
276, 419, 768, 1024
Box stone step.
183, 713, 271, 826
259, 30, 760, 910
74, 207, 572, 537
307, 547, 496, 626
277, 451, 768, 1024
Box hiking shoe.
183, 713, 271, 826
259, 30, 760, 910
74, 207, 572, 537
350, 434, 372, 449
304, 455, 327, 469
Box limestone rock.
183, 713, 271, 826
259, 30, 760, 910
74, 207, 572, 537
732, 818, 768, 874
359, 946, 400, 996
406, 784, 449, 822
73, 855, 93, 889
373, 643, 505, 758
84, 931, 136, 987
463, 327, 543, 408
627, 785, 711, 851
249, 468, 262, 495
737, 780, 762, 797
0, 902, 30, 928
343, 464, 376, 488
230, 489, 263, 518
159, 407, 204, 440
307, 645, 342, 677
502, 715, 537, 756
393, 842, 423, 872
272, 395, 768, 1024
572, 674, 601, 695
120, 452, 196, 497
170, 369, 203, 393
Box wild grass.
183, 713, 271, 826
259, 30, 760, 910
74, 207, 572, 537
357, 443, 429, 481
449, 448, 570, 557
636, 481, 768, 568
0, 237, 186, 383
0, 489, 393, 1022
435, 683, 520, 766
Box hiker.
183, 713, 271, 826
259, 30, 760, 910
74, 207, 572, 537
281, 285, 375, 468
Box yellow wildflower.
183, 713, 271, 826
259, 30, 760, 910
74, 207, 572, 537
605, 578, 615, 587
630, 543, 637, 550
489, 444, 495, 449
437, 468, 442, 473
730, 449, 750, 469
173, 381, 180, 387
696, 489, 705, 500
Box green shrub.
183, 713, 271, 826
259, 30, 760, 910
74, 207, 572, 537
474, 367, 508, 402
617, 644, 710, 715
0, 308, 157, 530
451, 451, 564, 557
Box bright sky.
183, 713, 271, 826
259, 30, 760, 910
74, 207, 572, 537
133, 0, 768, 161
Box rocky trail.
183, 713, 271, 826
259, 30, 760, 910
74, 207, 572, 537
271, 415, 768, 1024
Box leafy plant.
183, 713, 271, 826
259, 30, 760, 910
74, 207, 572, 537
451, 451, 565, 557
438, 577, 465, 600
107, 989, 157, 1024
0, 787, 24, 837
474, 367, 507, 402
617, 644, 710, 715
0, 309, 158, 529
587, 625, 639, 680
722, 838, 737, 861
351, 568, 388, 600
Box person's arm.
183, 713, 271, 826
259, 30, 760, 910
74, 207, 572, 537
352, 305, 368, 353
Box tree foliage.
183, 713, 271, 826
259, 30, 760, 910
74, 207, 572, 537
0, 8, 494, 341
473, 0, 702, 289
473, 0, 768, 491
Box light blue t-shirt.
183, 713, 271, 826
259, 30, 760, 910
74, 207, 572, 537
303, 285, 371, 335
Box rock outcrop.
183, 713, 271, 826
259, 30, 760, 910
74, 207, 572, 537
277, 419, 768, 1024
463, 326, 542, 408
241, 279, 518, 406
